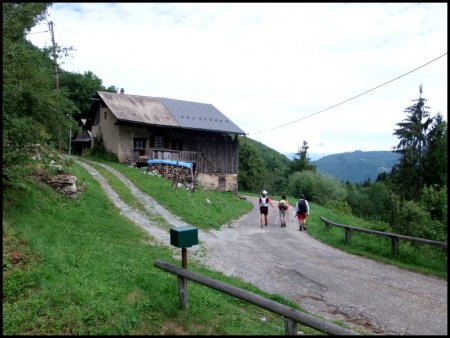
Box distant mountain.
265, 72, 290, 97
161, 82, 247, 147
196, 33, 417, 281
311, 150, 401, 183
245, 136, 400, 184
285, 152, 330, 161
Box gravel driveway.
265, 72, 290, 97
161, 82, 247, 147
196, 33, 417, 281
74, 158, 447, 335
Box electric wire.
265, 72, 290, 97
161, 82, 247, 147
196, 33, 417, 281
249, 53, 447, 136
54, 24, 77, 72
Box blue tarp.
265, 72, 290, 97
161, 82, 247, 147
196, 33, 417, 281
147, 159, 193, 169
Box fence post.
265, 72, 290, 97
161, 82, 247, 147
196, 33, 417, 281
178, 247, 189, 310
390, 236, 399, 255
345, 227, 352, 243
284, 317, 297, 335
155, 259, 360, 335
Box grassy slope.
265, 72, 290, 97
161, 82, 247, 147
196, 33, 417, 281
3, 156, 445, 335
3, 159, 333, 335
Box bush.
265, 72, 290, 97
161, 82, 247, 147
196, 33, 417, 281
324, 199, 352, 215
90, 137, 118, 162
288, 170, 346, 205
420, 185, 448, 225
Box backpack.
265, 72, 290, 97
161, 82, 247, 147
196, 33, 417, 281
278, 199, 287, 210
297, 199, 307, 213
260, 196, 268, 206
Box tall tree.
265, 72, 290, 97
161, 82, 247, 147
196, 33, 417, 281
3, 3, 77, 187
59, 70, 118, 122
3, 3, 52, 186
422, 113, 447, 188
391, 85, 434, 200
289, 140, 316, 173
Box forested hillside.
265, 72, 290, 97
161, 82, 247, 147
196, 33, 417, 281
237, 136, 291, 193
241, 139, 401, 184
311, 151, 401, 183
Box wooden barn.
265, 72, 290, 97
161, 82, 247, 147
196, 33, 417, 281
86, 90, 246, 192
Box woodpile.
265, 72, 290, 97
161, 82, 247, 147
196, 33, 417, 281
146, 164, 195, 190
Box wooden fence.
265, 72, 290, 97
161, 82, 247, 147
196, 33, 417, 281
154, 259, 359, 336
319, 216, 447, 254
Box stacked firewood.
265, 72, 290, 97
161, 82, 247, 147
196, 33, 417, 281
146, 164, 193, 185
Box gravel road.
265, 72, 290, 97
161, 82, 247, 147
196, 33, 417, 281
74, 158, 447, 335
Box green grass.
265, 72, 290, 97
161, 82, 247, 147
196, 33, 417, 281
3, 159, 338, 335
80, 157, 448, 279
85, 160, 171, 229
304, 204, 447, 279
81, 156, 253, 230
4, 155, 445, 335
244, 192, 446, 279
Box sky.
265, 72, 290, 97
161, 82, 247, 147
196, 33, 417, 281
26, 3, 447, 159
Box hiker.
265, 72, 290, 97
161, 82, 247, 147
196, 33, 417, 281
295, 194, 310, 231
278, 193, 289, 227
259, 190, 275, 228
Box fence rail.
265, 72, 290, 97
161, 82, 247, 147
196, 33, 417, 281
319, 216, 447, 254
154, 259, 358, 335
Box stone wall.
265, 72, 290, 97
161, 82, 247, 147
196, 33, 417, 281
196, 173, 238, 193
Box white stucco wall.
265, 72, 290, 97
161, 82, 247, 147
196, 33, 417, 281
91, 108, 121, 159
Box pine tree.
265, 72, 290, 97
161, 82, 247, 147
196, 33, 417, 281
289, 140, 316, 173
391, 85, 434, 200
422, 113, 447, 188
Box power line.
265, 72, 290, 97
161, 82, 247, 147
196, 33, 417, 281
26, 30, 49, 34
54, 22, 78, 72
250, 53, 447, 136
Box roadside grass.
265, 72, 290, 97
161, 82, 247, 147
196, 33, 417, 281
3, 161, 340, 335
81, 156, 253, 230
80, 157, 447, 279
4, 154, 444, 334
85, 161, 171, 229
242, 192, 446, 279
304, 204, 447, 279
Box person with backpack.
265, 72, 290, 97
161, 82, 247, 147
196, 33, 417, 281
259, 190, 275, 228
277, 193, 289, 227
295, 194, 310, 231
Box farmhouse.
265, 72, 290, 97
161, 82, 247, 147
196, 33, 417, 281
86, 90, 246, 192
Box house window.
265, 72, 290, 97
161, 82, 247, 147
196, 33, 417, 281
154, 135, 164, 148
134, 139, 145, 149
134, 138, 146, 156
104, 111, 107, 119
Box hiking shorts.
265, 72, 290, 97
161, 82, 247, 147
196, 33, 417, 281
296, 212, 307, 221
260, 206, 268, 215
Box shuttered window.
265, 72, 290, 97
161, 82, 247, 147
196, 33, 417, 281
134, 138, 145, 156
134, 139, 145, 149
154, 135, 164, 148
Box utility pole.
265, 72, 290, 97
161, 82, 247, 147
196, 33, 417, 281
66, 114, 71, 155
49, 21, 62, 151
49, 21, 59, 91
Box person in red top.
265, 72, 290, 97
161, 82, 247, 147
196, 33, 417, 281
259, 190, 275, 228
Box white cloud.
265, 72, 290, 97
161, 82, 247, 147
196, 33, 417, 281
27, 3, 447, 155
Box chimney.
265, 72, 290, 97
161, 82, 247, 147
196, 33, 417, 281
120, 88, 125, 94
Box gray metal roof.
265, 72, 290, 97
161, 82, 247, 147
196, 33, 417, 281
96, 91, 245, 134
159, 97, 246, 134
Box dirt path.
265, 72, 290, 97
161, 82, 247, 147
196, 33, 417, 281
74, 158, 447, 335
